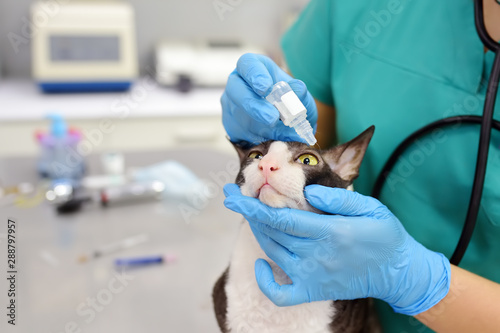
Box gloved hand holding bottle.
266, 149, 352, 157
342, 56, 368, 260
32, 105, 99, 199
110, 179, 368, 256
223, 183, 451, 316
221, 53, 318, 144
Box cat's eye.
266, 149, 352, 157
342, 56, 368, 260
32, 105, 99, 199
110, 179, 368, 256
297, 154, 318, 166
248, 151, 263, 159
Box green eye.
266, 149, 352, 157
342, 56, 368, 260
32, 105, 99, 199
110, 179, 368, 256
248, 151, 263, 159
298, 154, 318, 166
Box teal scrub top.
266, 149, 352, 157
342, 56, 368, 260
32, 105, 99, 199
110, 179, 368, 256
282, 0, 500, 332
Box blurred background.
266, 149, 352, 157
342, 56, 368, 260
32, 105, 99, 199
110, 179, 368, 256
0, 0, 309, 332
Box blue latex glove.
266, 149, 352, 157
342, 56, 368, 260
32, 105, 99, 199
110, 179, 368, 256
223, 183, 451, 316
221, 53, 318, 144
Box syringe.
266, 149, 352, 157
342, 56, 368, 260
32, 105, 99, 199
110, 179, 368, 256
265, 81, 317, 146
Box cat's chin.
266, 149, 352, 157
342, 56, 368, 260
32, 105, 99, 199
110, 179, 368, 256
258, 185, 295, 209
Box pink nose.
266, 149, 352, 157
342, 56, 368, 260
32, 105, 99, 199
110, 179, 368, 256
258, 157, 280, 176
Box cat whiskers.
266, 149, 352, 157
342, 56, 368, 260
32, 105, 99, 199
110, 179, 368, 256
294, 195, 307, 207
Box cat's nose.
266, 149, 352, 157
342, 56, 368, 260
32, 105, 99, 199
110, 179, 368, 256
258, 158, 280, 174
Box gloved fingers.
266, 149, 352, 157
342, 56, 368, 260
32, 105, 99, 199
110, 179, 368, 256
223, 183, 242, 197
224, 55, 318, 143
224, 188, 322, 238
305, 185, 391, 219
224, 72, 279, 126
224, 189, 269, 220
287, 79, 308, 100
248, 222, 297, 268
236, 53, 292, 96
253, 54, 294, 83
255, 223, 307, 256
222, 100, 308, 144
236, 54, 274, 96
254, 258, 302, 307
221, 109, 269, 145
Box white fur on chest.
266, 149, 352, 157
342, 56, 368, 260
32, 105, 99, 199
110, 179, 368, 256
225, 222, 335, 333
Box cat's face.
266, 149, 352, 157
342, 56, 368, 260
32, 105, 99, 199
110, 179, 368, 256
233, 126, 374, 212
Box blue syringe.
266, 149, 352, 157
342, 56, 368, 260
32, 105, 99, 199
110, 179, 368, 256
114, 254, 177, 268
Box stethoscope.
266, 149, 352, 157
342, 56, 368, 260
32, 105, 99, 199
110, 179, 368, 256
372, 0, 500, 266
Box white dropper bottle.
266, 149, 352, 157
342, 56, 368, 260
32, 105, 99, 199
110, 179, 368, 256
265, 81, 317, 146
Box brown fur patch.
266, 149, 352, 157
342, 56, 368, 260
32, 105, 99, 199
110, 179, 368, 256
212, 267, 230, 333
329, 298, 381, 333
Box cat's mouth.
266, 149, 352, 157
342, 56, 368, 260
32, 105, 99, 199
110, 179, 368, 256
257, 182, 285, 198
253, 180, 305, 210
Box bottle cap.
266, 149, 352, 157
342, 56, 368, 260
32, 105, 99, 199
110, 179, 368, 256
47, 114, 67, 138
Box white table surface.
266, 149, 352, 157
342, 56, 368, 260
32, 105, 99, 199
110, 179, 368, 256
0, 148, 241, 333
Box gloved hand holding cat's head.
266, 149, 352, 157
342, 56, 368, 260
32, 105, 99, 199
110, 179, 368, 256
224, 125, 451, 315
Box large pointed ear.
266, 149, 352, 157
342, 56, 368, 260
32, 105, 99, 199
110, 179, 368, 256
322, 126, 375, 183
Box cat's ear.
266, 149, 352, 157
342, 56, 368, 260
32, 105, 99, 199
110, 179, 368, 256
322, 126, 375, 183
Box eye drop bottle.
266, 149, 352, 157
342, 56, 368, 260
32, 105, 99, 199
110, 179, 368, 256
265, 81, 317, 146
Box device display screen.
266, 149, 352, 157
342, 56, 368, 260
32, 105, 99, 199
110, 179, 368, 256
50, 35, 120, 62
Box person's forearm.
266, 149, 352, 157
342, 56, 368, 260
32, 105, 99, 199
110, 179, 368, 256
415, 265, 500, 332
314, 98, 337, 147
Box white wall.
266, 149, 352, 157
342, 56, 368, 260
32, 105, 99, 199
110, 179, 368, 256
0, 0, 310, 78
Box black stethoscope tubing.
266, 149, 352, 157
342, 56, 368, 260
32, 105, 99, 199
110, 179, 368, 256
371, 0, 500, 266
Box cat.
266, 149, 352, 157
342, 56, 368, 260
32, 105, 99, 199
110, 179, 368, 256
213, 126, 380, 333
